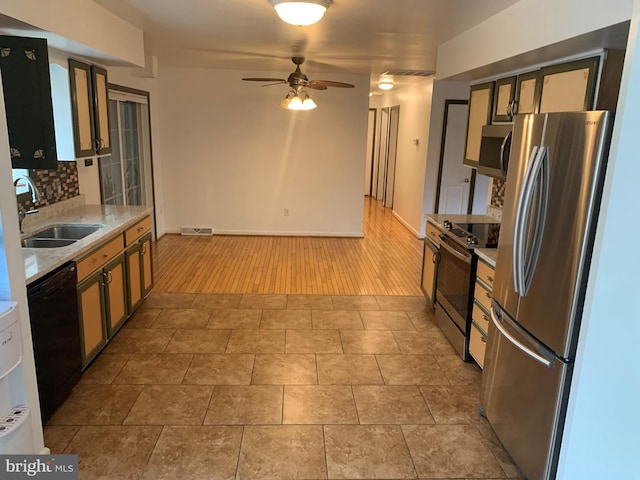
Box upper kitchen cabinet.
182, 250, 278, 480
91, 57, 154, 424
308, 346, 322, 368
492, 76, 517, 123
464, 82, 494, 168
538, 57, 600, 113
0, 35, 58, 169
514, 70, 540, 115
69, 59, 111, 157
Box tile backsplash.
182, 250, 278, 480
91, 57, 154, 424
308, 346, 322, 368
17, 161, 80, 211
490, 178, 506, 209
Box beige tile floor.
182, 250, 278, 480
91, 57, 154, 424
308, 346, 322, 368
45, 293, 523, 480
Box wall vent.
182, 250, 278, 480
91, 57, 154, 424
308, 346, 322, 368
180, 227, 213, 236
380, 69, 435, 77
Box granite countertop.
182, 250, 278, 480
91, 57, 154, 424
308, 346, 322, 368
425, 213, 500, 268
22, 204, 152, 284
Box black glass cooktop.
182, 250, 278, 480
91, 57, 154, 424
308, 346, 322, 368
447, 223, 501, 248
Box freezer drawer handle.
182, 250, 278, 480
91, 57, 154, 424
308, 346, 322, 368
490, 305, 555, 369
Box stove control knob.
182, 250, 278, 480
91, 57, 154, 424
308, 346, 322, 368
467, 235, 478, 245
443, 220, 452, 230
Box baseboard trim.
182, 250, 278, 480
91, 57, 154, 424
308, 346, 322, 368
163, 229, 364, 238
391, 210, 421, 238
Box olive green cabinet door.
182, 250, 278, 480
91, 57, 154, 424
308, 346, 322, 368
104, 254, 128, 338
126, 244, 143, 312
464, 82, 494, 168
91, 65, 112, 155
421, 240, 438, 309
538, 57, 600, 113
78, 270, 107, 367
140, 233, 154, 298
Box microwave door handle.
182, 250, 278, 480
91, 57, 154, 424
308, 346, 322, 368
490, 305, 555, 368
500, 130, 512, 177
513, 146, 539, 294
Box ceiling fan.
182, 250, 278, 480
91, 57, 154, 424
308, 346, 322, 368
242, 56, 355, 92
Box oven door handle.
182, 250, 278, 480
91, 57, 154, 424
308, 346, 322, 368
438, 236, 472, 264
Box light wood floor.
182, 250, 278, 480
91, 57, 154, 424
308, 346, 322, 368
153, 197, 424, 295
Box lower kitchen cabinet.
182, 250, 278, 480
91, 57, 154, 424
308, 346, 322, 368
125, 218, 154, 312
78, 270, 106, 366
104, 254, 128, 338
421, 238, 439, 308
469, 258, 495, 369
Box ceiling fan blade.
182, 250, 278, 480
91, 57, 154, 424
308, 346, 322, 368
306, 84, 328, 90
308, 80, 355, 89
242, 77, 287, 82
261, 81, 288, 87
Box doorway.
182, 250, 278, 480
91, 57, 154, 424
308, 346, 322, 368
384, 106, 400, 208
364, 108, 377, 196
99, 86, 156, 237
434, 100, 474, 214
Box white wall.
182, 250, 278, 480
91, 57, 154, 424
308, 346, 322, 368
557, 0, 640, 477
0, 0, 144, 67
421, 80, 471, 234
437, 0, 634, 80
157, 67, 369, 236
374, 79, 435, 236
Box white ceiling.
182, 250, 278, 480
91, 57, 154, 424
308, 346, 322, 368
94, 0, 519, 89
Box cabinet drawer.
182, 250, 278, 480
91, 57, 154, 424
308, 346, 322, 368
125, 217, 151, 247
425, 223, 441, 245
472, 301, 490, 333
469, 324, 487, 369
77, 236, 124, 282
475, 280, 493, 312
476, 260, 495, 289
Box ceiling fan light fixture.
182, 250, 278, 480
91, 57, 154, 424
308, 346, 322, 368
378, 82, 394, 91
269, 0, 332, 26
300, 95, 317, 110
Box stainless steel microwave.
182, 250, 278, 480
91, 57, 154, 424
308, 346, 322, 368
477, 124, 512, 179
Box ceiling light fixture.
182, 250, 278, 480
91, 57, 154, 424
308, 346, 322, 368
279, 90, 317, 111
268, 0, 332, 26
378, 82, 394, 91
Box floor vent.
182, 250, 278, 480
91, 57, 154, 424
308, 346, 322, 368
180, 227, 213, 236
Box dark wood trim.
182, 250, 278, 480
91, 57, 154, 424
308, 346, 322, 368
375, 107, 390, 200
467, 169, 477, 214
367, 108, 377, 197
386, 105, 401, 208
434, 99, 469, 214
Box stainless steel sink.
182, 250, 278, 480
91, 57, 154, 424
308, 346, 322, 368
31, 224, 103, 240
21, 223, 104, 248
22, 238, 77, 248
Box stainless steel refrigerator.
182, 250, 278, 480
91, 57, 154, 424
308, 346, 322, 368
480, 111, 612, 480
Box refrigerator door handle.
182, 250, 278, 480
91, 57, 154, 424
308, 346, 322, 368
490, 304, 556, 369
524, 146, 550, 293
513, 146, 540, 295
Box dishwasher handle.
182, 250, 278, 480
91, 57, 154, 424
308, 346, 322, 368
27, 263, 77, 301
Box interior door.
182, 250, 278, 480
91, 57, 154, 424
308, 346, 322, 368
436, 101, 471, 214
384, 106, 400, 208
364, 109, 377, 196
376, 107, 390, 200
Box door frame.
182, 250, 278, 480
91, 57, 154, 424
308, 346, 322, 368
434, 99, 475, 214
366, 108, 378, 196
106, 83, 158, 239
384, 105, 400, 208
375, 107, 390, 200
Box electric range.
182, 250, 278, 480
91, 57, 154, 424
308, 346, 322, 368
435, 220, 500, 361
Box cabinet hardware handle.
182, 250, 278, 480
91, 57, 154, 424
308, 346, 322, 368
102, 253, 108, 259
485, 292, 492, 299
141, 244, 147, 255
432, 252, 437, 264
102, 271, 113, 285
483, 315, 489, 322
487, 276, 494, 282
481, 336, 487, 344
137, 227, 144, 232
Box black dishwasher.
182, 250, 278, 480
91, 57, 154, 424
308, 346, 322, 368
27, 262, 82, 422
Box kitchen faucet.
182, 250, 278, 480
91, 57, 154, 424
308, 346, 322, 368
13, 174, 41, 233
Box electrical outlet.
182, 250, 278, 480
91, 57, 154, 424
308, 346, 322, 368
284, 208, 290, 216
